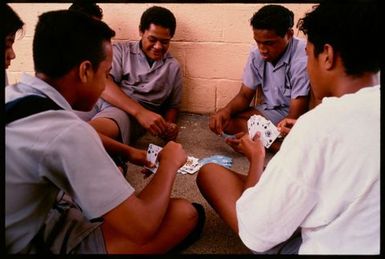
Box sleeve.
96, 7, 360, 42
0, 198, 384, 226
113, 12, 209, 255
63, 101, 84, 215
236, 119, 320, 252
110, 42, 125, 83
165, 62, 183, 109
288, 56, 310, 99
41, 121, 135, 219
242, 48, 262, 90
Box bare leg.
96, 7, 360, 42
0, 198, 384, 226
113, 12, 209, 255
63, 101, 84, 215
89, 117, 120, 140
101, 198, 199, 254
196, 163, 246, 234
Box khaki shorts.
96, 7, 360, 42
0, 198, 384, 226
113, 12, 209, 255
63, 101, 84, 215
37, 192, 106, 254
75, 99, 146, 144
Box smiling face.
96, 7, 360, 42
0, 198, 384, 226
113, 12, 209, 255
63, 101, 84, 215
253, 29, 292, 64
5, 33, 16, 69
140, 23, 172, 61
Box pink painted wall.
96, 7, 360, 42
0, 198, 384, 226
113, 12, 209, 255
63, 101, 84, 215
8, 3, 315, 114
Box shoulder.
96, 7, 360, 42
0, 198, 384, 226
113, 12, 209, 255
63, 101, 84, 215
291, 37, 307, 60
164, 54, 181, 70
34, 111, 100, 142
112, 41, 136, 55
247, 46, 264, 67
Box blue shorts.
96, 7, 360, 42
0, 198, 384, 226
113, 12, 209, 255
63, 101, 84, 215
255, 104, 289, 126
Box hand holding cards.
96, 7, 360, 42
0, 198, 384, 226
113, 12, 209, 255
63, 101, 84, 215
145, 143, 201, 175
247, 115, 280, 148
144, 143, 163, 173
144, 143, 233, 175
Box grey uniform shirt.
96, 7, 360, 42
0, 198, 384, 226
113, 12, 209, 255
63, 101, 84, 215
5, 74, 134, 253
110, 41, 183, 112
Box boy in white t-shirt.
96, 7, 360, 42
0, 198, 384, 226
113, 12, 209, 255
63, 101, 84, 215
197, 1, 380, 254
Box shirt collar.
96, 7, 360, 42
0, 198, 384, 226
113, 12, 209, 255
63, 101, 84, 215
20, 73, 73, 111
133, 40, 171, 61
273, 38, 294, 70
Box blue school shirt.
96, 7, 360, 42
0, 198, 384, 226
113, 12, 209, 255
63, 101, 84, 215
243, 37, 310, 111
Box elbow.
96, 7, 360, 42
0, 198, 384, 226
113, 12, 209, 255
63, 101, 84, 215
132, 223, 158, 245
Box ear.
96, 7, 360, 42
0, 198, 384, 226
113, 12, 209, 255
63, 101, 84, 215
78, 60, 93, 83
287, 28, 294, 39
322, 44, 336, 71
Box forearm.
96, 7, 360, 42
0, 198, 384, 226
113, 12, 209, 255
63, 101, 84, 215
101, 78, 144, 117
136, 163, 178, 228
224, 85, 255, 115
244, 158, 265, 190
286, 96, 309, 119
98, 132, 127, 155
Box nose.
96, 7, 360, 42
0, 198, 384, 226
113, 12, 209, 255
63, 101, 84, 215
6, 48, 16, 61
258, 44, 268, 55
153, 40, 163, 50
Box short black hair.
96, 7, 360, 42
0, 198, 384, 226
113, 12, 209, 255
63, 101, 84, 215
139, 6, 176, 37
4, 4, 24, 38
250, 5, 294, 37
69, 0, 103, 20
33, 10, 115, 79
297, 0, 380, 76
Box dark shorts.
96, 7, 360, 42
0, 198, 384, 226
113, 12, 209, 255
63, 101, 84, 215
251, 228, 302, 255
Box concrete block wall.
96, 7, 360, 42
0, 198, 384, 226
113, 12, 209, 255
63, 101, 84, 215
7, 3, 314, 114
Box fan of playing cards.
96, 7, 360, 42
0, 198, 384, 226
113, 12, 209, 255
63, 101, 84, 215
247, 115, 280, 148
144, 144, 232, 175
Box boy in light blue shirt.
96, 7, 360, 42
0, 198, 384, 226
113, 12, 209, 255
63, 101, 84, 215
209, 5, 311, 152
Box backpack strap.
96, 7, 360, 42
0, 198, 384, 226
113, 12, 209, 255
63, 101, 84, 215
5, 95, 63, 125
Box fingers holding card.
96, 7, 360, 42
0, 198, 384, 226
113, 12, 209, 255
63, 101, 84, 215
145, 143, 163, 173
247, 115, 280, 148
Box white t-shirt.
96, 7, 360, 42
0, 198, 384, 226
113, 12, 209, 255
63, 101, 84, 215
236, 85, 380, 254
6, 74, 135, 253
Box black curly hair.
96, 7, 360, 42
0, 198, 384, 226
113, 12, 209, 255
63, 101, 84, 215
139, 6, 176, 37
250, 5, 294, 37
297, 0, 380, 76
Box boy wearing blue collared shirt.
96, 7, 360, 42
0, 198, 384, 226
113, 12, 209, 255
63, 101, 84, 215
209, 5, 311, 152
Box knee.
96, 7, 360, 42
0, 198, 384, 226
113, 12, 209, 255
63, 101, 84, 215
170, 198, 199, 224
196, 163, 220, 190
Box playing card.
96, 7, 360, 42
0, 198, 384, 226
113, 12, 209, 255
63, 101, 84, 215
247, 115, 280, 148
221, 133, 236, 140
259, 120, 280, 148
145, 143, 163, 173
198, 155, 233, 169
178, 156, 200, 175
247, 115, 260, 140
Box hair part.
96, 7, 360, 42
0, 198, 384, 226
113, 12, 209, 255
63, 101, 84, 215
33, 10, 115, 79
250, 5, 294, 37
297, 0, 380, 76
139, 6, 176, 37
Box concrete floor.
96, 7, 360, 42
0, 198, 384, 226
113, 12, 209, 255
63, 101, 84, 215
126, 112, 274, 254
